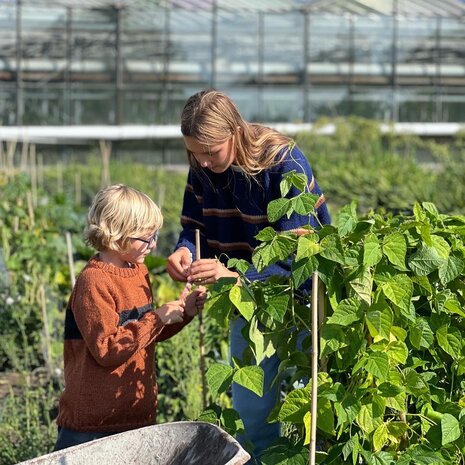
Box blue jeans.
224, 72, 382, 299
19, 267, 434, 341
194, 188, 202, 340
54, 426, 116, 451
230, 317, 281, 464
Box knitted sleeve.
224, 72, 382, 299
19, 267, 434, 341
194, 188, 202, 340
70, 271, 167, 367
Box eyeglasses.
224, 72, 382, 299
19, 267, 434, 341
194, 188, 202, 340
130, 230, 159, 249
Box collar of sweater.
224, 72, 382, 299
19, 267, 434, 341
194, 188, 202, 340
89, 255, 143, 278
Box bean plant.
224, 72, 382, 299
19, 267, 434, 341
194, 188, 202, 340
202, 171, 465, 465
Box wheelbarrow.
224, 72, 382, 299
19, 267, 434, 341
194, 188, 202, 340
17, 421, 251, 465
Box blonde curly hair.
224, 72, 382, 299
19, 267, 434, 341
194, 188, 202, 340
84, 184, 163, 252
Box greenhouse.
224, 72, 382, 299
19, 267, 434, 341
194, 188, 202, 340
0, 0, 464, 126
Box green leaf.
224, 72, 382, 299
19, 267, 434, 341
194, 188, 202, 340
319, 234, 345, 265
364, 352, 390, 381
438, 254, 464, 285
291, 193, 317, 215
233, 366, 264, 397
252, 235, 295, 271
366, 303, 393, 341
348, 266, 373, 305
373, 423, 388, 451
326, 297, 364, 326
264, 294, 289, 323
220, 408, 245, 435
337, 201, 358, 236
383, 232, 407, 270
407, 245, 444, 276
277, 386, 310, 423
409, 318, 434, 350
206, 363, 234, 400
436, 325, 461, 360
320, 324, 348, 358
268, 198, 292, 222
206, 291, 233, 326
430, 235, 450, 260
364, 233, 382, 267
296, 234, 320, 260
441, 413, 461, 445
255, 226, 277, 242
229, 286, 255, 321
291, 256, 318, 289
381, 274, 413, 314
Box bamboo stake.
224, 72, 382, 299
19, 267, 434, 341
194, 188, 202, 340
75, 172, 82, 206
310, 271, 319, 465
39, 284, 52, 376
26, 190, 35, 228
318, 279, 327, 373
195, 228, 208, 410
30, 144, 38, 207
99, 140, 112, 187
56, 162, 63, 194
66, 232, 76, 288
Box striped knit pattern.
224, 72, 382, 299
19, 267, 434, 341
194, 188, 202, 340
176, 146, 331, 285
56, 256, 192, 433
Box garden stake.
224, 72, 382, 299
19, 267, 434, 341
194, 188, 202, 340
66, 231, 76, 288
196, 228, 208, 409
310, 271, 319, 465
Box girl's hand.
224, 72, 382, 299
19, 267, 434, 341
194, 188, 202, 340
167, 247, 192, 282
187, 258, 239, 285
156, 299, 185, 325
184, 286, 208, 317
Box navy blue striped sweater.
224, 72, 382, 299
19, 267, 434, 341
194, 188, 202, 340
176, 146, 331, 284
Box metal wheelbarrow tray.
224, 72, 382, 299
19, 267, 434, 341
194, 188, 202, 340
17, 421, 250, 465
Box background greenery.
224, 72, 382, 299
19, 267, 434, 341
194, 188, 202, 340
0, 117, 464, 464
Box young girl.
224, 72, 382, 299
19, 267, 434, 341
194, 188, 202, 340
54, 184, 207, 451
166, 90, 331, 461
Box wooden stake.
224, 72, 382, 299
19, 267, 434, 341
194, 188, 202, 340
66, 232, 76, 288
39, 284, 52, 376
195, 228, 208, 410
310, 271, 319, 465
26, 190, 35, 228
75, 172, 82, 206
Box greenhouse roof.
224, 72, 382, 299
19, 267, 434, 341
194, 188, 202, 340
2, 0, 465, 17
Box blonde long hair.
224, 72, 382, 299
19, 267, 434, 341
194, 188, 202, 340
181, 89, 293, 176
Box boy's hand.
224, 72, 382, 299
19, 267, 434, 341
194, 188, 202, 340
183, 285, 208, 317
156, 299, 185, 325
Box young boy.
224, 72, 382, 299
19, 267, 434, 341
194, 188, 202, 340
54, 184, 207, 451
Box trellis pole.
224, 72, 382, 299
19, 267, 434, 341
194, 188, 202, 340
195, 228, 208, 409
310, 271, 320, 465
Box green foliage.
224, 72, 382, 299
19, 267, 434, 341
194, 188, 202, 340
295, 117, 465, 217
0, 380, 59, 464
203, 170, 465, 464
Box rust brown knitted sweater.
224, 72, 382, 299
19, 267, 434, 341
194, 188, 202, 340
56, 255, 192, 433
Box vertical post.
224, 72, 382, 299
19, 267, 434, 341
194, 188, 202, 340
66, 232, 76, 288
210, 0, 217, 88
391, 0, 399, 122
302, 9, 310, 122
310, 272, 319, 465
16, 0, 24, 125
39, 284, 52, 376
196, 228, 208, 410
115, 5, 124, 125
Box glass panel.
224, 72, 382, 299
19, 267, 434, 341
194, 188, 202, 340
216, 11, 258, 86
262, 87, 303, 122
263, 12, 304, 87
169, 8, 212, 87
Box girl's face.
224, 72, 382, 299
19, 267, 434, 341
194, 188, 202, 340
184, 135, 235, 173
